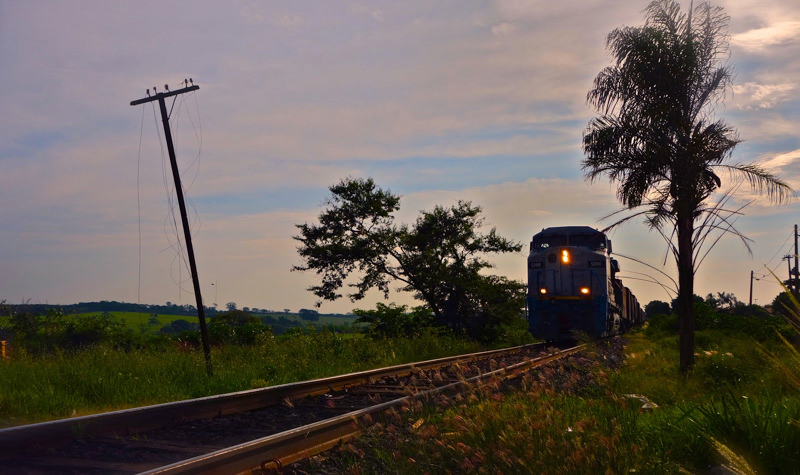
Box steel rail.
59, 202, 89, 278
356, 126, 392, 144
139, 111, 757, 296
0, 342, 541, 459
142, 344, 585, 475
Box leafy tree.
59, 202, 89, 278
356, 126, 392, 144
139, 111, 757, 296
353, 303, 433, 339
160, 319, 197, 334
644, 300, 671, 317
226, 301, 238, 312
210, 309, 260, 327
65, 312, 130, 348
293, 177, 523, 339
772, 291, 800, 322
204, 310, 269, 345
705, 291, 739, 311
298, 309, 320, 321
261, 315, 277, 325
582, 0, 792, 371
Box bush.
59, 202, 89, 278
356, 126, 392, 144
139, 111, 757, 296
160, 319, 198, 334
353, 303, 434, 339
7, 307, 149, 354
644, 302, 791, 343
208, 322, 272, 346
644, 312, 677, 338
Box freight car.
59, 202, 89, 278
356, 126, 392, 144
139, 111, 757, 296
527, 226, 645, 341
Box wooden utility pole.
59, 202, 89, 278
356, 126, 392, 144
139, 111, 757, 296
131, 82, 212, 376
794, 224, 799, 293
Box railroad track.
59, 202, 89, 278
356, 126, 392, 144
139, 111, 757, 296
1, 342, 584, 474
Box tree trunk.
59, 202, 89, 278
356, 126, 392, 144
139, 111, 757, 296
677, 213, 695, 373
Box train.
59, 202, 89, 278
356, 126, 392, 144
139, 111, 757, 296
526, 226, 645, 341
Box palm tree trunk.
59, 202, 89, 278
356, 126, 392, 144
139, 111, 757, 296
677, 213, 695, 373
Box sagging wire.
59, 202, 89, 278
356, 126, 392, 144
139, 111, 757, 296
130, 81, 203, 303
133, 80, 205, 304
152, 100, 193, 301
170, 87, 203, 239
158, 81, 205, 301
765, 229, 795, 278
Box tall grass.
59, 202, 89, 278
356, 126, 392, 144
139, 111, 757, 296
687, 283, 800, 474
0, 329, 483, 428
303, 316, 800, 473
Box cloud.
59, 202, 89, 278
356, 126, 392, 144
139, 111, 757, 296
491, 22, 517, 37
237, 0, 305, 26
731, 21, 800, 50
732, 82, 797, 109
759, 148, 800, 171
350, 4, 384, 21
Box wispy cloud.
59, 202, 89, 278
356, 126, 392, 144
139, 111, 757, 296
732, 21, 800, 50
732, 82, 797, 109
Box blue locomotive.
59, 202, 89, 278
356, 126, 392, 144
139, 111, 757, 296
527, 226, 644, 341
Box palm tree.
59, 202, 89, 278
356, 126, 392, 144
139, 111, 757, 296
582, 0, 792, 372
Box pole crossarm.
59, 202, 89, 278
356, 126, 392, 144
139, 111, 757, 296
130, 85, 199, 106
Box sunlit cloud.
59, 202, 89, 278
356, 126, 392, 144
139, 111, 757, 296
759, 148, 800, 171
731, 21, 800, 50
732, 82, 797, 109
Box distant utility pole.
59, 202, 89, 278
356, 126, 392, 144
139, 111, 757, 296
783, 224, 800, 294
794, 224, 799, 293
130, 81, 213, 376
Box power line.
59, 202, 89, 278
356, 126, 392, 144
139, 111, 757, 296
764, 228, 794, 269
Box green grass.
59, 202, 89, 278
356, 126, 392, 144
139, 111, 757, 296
300, 327, 800, 474
4, 306, 800, 473
72, 311, 200, 331
64, 311, 360, 333
0, 330, 482, 428
0, 308, 359, 333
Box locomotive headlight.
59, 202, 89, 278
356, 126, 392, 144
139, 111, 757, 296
539, 288, 547, 295
580, 287, 591, 295
561, 250, 570, 264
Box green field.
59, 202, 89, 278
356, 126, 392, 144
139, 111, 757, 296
4, 310, 361, 333
3, 297, 800, 472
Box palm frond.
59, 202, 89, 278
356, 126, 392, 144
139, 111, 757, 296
718, 163, 794, 204
613, 253, 679, 292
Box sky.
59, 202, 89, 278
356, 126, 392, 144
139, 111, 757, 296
1, 0, 799, 315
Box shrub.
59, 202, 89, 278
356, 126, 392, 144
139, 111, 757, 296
353, 303, 434, 339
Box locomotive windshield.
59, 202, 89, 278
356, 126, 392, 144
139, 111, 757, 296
530, 235, 567, 250
570, 234, 607, 251
530, 232, 607, 251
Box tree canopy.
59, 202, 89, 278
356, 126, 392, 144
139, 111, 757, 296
582, 0, 792, 371
293, 177, 525, 341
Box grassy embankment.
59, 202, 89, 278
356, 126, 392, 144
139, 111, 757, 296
299, 315, 800, 474
2, 306, 799, 473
